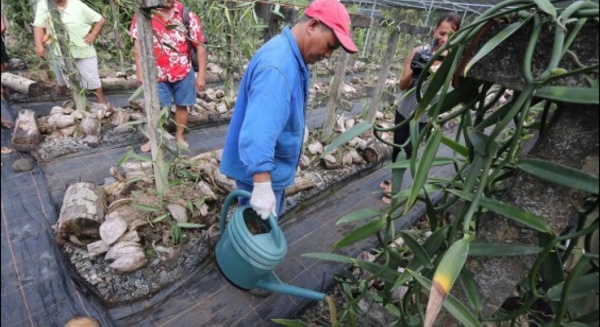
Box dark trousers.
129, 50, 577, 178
392, 111, 427, 161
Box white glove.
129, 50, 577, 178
250, 181, 277, 220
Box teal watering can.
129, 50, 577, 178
215, 190, 326, 301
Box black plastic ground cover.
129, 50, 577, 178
1, 98, 115, 327
1, 91, 459, 326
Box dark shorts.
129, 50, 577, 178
0, 37, 9, 64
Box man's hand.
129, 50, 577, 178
84, 33, 97, 45
195, 74, 205, 92
250, 182, 277, 220
35, 44, 46, 58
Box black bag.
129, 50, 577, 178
182, 6, 198, 72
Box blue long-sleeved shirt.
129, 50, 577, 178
220, 27, 310, 191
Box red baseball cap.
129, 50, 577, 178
305, 0, 358, 53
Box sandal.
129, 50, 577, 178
140, 142, 151, 153
381, 192, 392, 204
379, 180, 392, 193
1, 117, 13, 129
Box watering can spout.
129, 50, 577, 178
255, 271, 326, 302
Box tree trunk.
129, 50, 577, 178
361, 139, 391, 164
58, 182, 107, 239
321, 51, 349, 143
11, 109, 40, 152
366, 28, 400, 123
136, 3, 167, 194
101, 77, 138, 92
0, 72, 42, 94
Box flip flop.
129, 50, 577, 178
379, 180, 390, 189
140, 142, 151, 153
381, 193, 392, 204
1, 118, 13, 129
1, 147, 13, 154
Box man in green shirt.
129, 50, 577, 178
33, 0, 106, 104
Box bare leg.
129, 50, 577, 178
175, 105, 188, 148
94, 87, 106, 104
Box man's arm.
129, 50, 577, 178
84, 17, 105, 45
195, 43, 207, 92
33, 26, 47, 57
399, 47, 418, 91
1, 14, 6, 35
132, 39, 143, 85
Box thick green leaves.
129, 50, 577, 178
518, 158, 599, 194
441, 136, 468, 158
469, 244, 544, 256
301, 252, 354, 264
128, 85, 144, 101
406, 128, 442, 212
336, 208, 381, 225
332, 217, 386, 250
449, 189, 552, 233
400, 231, 433, 269
546, 272, 599, 301
387, 157, 456, 169
534, 0, 558, 18
464, 20, 528, 76
535, 86, 599, 105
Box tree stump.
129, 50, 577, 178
0, 72, 42, 95
361, 139, 391, 164
11, 109, 40, 152
58, 182, 107, 240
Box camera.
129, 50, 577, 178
410, 51, 433, 79
410, 39, 438, 79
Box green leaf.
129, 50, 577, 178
176, 222, 206, 229
387, 157, 455, 169
332, 217, 386, 249
535, 86, 599, 105
441, 136, 468, 158
301, 252, 354, 264
464, 20, 527, 76
400, 231, 433, 269
459, 268, 483, 313
322, 121, 372, 156
518, 158, 599, 195
406, 128, 441, 212
165, 24, 180, 30
353, 260, 402, 284
128, 85, 144, 102
534, 0, 557, 18
449, 190, 552, 233
135, 204, 160, 212
547, 272, 599, 301
469, 244, 544, 256
336, 208, 381, 225
151, 213, 169, 223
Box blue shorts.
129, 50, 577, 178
157, 70, 196, 108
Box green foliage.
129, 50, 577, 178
303, 0, 600, 326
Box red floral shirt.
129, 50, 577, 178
129, 1, 205, 82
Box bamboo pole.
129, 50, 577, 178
366, 27, 400, 123
47, 0, 87, 111
135, 2, 166, 194
321, 51, 349, 143
109, 0, 126, 73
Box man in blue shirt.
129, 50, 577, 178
220, 0, 358, 220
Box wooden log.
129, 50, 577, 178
58, 182, 107, 239
101, 77, 138, 92
361, 139, 391, 164
0, 72, 42, 95
285, 177, 315, 196
11, 109, 41, 152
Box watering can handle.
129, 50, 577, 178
220, 190, 283, 247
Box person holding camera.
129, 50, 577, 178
381, 13, 462, 202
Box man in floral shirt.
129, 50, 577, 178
130, 0, 207, 151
